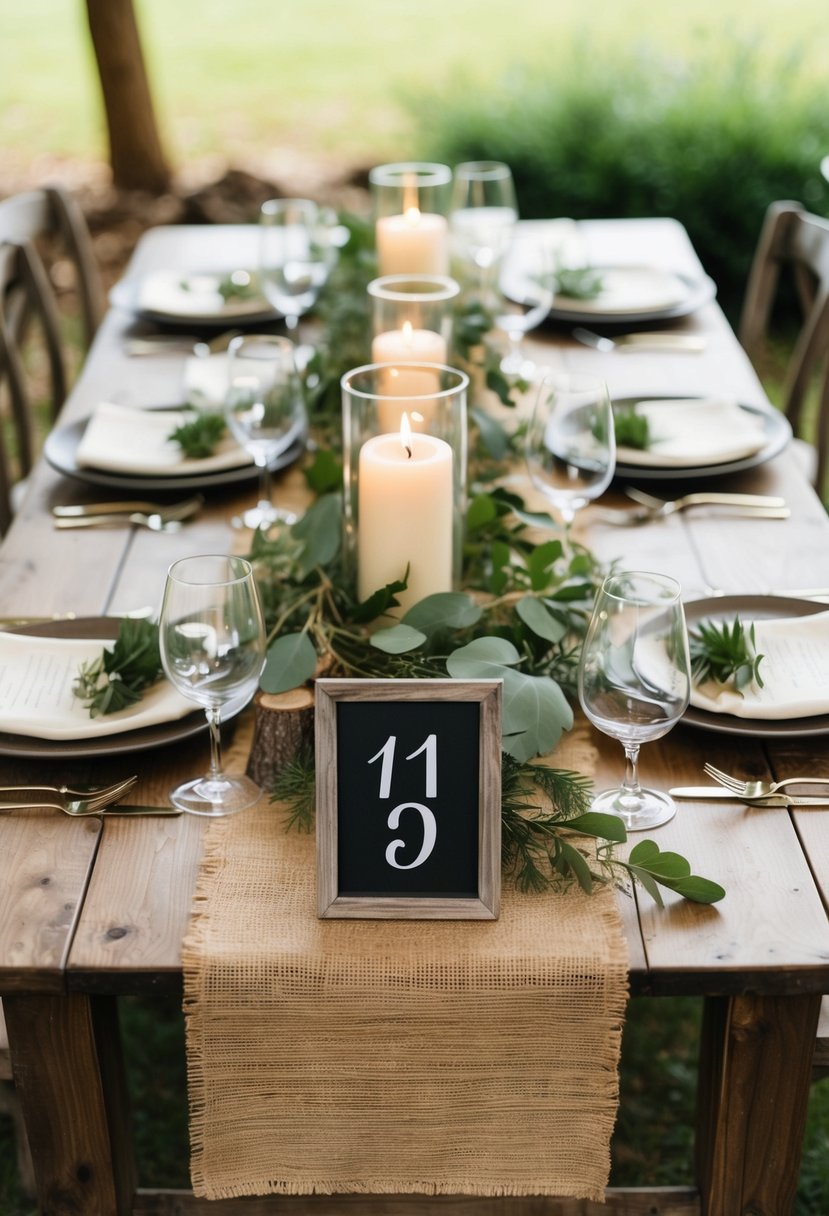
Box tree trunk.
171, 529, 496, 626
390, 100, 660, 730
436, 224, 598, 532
86, 0, 171, 193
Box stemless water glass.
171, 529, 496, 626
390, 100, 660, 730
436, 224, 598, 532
224, 334, 307, 530
449, 161, 517, 299
159, 555, 266, 817
578, 571, 691, 831
259, 198, 336, 331
525, 371, 616, 528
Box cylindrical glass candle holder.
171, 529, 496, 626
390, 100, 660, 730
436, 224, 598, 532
368, 275, 460, 370
341, 362, 469, 616
369, 162, 452, 277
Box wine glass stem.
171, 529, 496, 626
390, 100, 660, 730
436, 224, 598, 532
621, 745, 642, 797
255, 454, 272, 514
206, 706, 225, 783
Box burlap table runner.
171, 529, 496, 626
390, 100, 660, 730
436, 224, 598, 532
182, 747, 629, 1201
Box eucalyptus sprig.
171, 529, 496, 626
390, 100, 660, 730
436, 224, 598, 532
613, 407, 650, 451
554, 266, 604, 300
689, 615, 765, 692
168, 410, 227, 458
73, 617, 163, 717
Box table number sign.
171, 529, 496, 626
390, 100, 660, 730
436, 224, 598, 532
315, 678, 501, 919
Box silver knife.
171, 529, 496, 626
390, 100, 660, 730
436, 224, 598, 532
670, 787, 829, 806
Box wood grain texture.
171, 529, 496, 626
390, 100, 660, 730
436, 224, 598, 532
696, 992, 822, 1216
132, 1186, 701, 1215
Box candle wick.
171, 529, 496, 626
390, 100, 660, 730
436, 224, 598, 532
405, 441, 413, 459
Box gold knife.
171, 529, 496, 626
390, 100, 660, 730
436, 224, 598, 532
670, 787, 829, 806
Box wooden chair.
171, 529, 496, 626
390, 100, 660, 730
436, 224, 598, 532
0, 1001, 34, 1197
0, 185, 103, 532
738, 200, 829, 490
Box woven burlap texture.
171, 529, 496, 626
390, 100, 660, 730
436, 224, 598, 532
183, 787, 629, 1202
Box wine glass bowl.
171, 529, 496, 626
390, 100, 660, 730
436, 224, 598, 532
493, 232, 555, 378
224, 334, 307, 530
159, 554, 267, 817
525, 372, 616, 527
578, 571, 691, 831
449, 161, 517, 295
259, 198, 336, 330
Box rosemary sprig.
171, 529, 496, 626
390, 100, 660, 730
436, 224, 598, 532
271, 744, 316, 832
689, 615, 765, 692
73, 617, 163, 717
169, 410, 227, 458
613, 407, 650, 450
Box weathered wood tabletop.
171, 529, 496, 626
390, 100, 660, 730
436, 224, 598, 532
0, 219, 827, 1216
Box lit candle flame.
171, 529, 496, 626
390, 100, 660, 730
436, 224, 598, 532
402, 319, 413, 348
400, 411, 413, 459
404, 205, 421, 227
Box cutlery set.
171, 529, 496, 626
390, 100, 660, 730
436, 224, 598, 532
595, 489, 789, 525
571, 326, 706, 353
671, 763, 829, 806
0, 777, 180, 817
52, 494, 203, 531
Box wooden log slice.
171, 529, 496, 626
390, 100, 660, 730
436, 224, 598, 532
246, 686, 315, 791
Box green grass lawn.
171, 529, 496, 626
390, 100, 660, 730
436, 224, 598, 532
2, 0, 829, 173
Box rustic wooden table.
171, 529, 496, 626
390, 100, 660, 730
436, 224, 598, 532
1, 219, 827, 1216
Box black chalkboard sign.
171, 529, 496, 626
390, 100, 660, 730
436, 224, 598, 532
315, 679, 501, 919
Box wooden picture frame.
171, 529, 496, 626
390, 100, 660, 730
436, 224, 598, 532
315, 678, 502, 920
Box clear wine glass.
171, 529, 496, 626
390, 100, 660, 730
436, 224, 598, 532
259, 197, 336, 332
224, 334, 307, 530
449, 161, 517, 301
159, 554, 266, 817
493, 231, 556, 378
525, 371, 616, 528
578, 571, 691, 831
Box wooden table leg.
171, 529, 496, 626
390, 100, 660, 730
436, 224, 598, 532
4, 991, 136, 1216
695, 992, 821, 1216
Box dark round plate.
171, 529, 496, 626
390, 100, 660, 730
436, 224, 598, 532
613, 395, 791, 482
44, 412, 304, 494
682, 595, 829, 738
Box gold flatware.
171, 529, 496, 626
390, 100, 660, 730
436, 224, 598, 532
702, 763, 829, 800
669, 787, 829, 806
0, 776, 137, 801
0, 800, 180, 818
626, 488, 787, 514
54, 496, 202, 532
572, 326, 706, 353
53, 494, 204, 519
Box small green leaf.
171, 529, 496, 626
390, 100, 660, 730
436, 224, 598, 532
370, 624, 427, 654
526, 539, 564, 590
566, 812, 628, 843
625, 864, 665, 907
260, 632, 317, 694
351, 573, 408, 623
447, 637, 522, 667
293, 493, 341, 577
515, 596, 568, 643
629, 839, 661, 865
471, 407, 511, 460
559, 840, 593, 894
304, 448, 343, 494
511, 505, 557, 530
636, 851, 692, 880
667, 876, 726, 904
467, 492, 498, 531
403, 592, 482, 635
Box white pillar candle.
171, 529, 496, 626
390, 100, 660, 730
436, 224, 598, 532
376, 208, 449, 277
357, 425, 454, 615
371, 324, 447, 431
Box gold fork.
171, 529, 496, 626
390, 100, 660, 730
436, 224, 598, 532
702, 762, 829, 799
0, 776, 137, 801
0, 785, 137, 817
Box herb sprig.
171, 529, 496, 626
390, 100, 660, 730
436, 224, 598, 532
613, 407, 650, 450
554, 266, 604, 300
169, 410, 227, 458
73, 617, 164, 717
689, 615, 765, 692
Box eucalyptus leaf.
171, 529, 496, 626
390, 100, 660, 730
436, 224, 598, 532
370, 624, 428, 654
260, 632, 317, 694
467, 492, 498, 531
447, 636, 522, 667
498, 669, 573, 761
527, 539, 564, 590
511, 505, 558, 530
304, 448, 343, 494
635, 851, 692, 880
566, 811, 628, 843
471, 406, 511, 460
629, 839, 660, 865
402, 592, 482, 635
515, 596, 568, 643
559, 839, 594, 894
665, 875, 726, 904
293, 493, 342, 577
625, 864, 664, 908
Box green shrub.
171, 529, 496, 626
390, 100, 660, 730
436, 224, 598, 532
413, 40, 829, 319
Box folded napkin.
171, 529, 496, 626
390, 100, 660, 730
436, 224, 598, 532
183, 352, 229, 409
616, 397, 767, 467
76, 403, 252, 476
137, 270, 266, 319
556, 266, 687, 313
691, 610, 829, 719
0, 631, 195, 740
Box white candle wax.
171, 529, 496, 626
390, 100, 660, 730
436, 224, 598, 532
376, 211, 449, 276
371, 327, 447, 430
357, 431, 453, 615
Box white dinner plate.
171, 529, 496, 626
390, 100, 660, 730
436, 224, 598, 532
682, 596, 829, 738
612, 395, 791, 482
44, 408, 305, 493
110, 268, 280, 328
